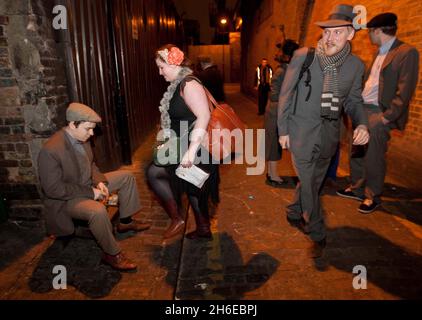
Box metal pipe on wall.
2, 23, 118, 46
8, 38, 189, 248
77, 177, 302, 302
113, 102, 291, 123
106, 0, 132, 165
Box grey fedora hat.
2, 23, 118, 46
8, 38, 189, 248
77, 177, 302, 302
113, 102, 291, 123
315, 4, 356, 28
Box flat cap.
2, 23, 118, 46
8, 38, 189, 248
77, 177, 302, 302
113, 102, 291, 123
66, 102, 102, 123
367, 12, 397, 28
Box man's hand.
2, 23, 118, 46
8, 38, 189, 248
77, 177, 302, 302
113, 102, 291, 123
97, 182, 109, 198
353, 125, 370, 145
93, 187, 107, 201
279, 135, 290, 149
381, 116, 390, 125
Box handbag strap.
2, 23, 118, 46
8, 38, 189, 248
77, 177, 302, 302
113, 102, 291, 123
202, 87, 219, 112
181, 75, 243, 129
202, 87, 243, 128
182, 75, 218, 113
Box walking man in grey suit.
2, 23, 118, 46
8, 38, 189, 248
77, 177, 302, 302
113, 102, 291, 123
337, 13, 419, 213
278, 4, 369, 258
38, 102, 151, 271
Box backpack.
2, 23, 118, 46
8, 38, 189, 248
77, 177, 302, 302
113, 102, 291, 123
292, 47, 315, 115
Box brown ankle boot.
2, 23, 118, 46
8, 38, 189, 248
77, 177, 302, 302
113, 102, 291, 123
162, 200, 185, 239
163, 218, 185, 239
186, 229, 212, 240
186, 207, 212, 240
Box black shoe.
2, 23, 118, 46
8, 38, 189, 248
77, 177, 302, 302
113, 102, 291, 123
336, 188, 364, 201
309, 238, 326, 258
266, 174, 287, 188
358, 200, 381, 214
286, 215, 310, 234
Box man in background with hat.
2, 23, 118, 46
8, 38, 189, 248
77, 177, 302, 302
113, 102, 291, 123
277, 4, 369, 258
196, 55, 226, 102
38, 102, 151, 271
337, 13, 419, 214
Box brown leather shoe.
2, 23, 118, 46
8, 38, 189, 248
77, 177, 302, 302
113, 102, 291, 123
163, 219, 185, 239
102, 252, 137, 271
117, 219, 151, 233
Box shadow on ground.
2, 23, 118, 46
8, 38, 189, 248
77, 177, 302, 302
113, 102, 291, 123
380, 183, 422, 227
317, 226, 422, 299
152, 232, 279, 300
322, 178, 422, 227
0, 221, 45, 271
28, 237, 121, 298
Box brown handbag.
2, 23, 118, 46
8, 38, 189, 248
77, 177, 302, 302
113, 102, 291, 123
202, 88, 247, 161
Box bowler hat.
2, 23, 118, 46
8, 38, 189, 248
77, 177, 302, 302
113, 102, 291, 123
66, 102, 102, 123
282, 39, 299, 58
367, 13, 397, 28
315, 4, 356, 28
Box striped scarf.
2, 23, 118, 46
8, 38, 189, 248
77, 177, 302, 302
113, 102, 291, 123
316, 40, 351, 120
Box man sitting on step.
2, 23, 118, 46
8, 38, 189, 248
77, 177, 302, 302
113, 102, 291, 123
38, 102, 150, 272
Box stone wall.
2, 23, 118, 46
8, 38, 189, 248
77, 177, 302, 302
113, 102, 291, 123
0, 0, 69, 221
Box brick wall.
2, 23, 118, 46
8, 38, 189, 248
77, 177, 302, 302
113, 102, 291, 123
0, 0, 69, 221
242, 0, 422, 189
243, 0, 309, 97
0, 15, 38, 199
230, 32, 241, 83
305, 0, 422, 189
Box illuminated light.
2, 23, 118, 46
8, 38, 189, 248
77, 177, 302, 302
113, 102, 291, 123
220, 18, 227, 25
237, 17, 243, 29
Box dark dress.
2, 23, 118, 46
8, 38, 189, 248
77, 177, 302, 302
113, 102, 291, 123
165, 76, 220, 213
264, 63, 287, 161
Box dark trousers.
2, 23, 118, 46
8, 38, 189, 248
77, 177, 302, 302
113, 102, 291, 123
258, 84, 270, 114
350, 104, 391, 203
288, 153, 331, 242
326, 144, 340, 180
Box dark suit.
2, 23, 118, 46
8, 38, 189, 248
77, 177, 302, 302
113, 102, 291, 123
38, 129, 141, 255
277, 47, 368, 241
197, 65, 225, 102
350, 39, 419, 202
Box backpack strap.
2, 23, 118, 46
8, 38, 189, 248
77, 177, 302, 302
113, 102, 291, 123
298, 47, 315, 83
292, 47, 315, 115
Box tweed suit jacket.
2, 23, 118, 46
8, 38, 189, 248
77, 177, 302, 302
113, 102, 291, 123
367, 39, 419, 130
38, 129, 107, 236
277, 47, 368, 160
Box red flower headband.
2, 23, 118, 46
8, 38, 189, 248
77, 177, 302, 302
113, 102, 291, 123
158, 47, 184, 66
